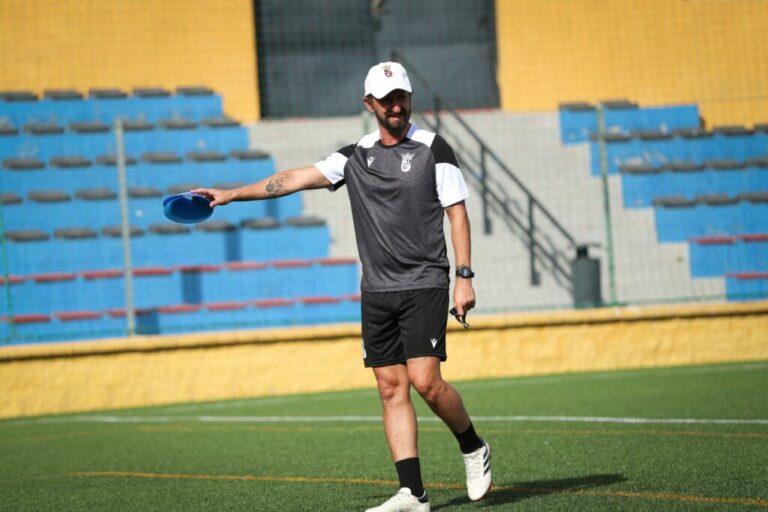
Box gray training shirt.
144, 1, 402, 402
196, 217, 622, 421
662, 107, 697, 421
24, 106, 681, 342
314, 124, 469, 293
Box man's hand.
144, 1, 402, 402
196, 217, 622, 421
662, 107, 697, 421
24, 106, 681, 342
453, 277, 476, 317
191, 187, 234, 208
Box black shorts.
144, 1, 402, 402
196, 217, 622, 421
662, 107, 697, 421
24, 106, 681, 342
361, 288, 449, 368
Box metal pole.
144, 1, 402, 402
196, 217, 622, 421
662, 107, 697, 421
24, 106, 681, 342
480, 146, 492, 235
0, 200, 16, 340
528, 196, 540, 286
596, 105, 617, 305
114, 119, 136, 335
433, 96, 441, 135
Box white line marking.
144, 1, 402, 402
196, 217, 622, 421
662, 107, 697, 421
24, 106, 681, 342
21, 414, 768, 426
2, 362, 764, 427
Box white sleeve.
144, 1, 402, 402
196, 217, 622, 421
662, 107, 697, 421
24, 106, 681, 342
314, 151, 348, 191
436, 162, 470, 207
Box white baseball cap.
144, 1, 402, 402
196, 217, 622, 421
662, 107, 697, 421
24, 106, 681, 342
364, 62, 412, 99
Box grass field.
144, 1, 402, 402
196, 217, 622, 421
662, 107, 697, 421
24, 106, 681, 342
1, 361, 767, 511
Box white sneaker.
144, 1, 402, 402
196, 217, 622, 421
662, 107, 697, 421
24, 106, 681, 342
364, 488, 430, 512
462, 440, 492, 500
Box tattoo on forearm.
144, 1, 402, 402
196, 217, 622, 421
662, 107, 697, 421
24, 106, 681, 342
265, 172, 288, 197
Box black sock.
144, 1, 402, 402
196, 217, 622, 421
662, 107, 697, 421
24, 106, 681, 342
394, 457, 425, 498
454, 421, 484, 454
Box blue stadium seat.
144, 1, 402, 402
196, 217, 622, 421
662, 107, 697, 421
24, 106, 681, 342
173, 87, 224, 121
155, 304, 205, 333
0, 92, 43, 127
4, 230, 51, 275
52, 311, 126, 341
16, 272, 79, 314
178, 264, 221, 304
688, 236, 739, 277
132, 223, 193, 267
563, 101, 700, 145
314, 258, 359, 296
0, 313, 55, 344
747, 158, 768, 190
738, 234, 768, 272
0, 275, 25, 317
726, 272, 768, 301
251, 298, 298, 328
201, 261, 271, 303
620, 163, 661, 208
741, 192, 768, 233
653, 196, 701, 242
200, 301, 255, 329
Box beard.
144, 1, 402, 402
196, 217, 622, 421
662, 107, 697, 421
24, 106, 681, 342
376, 108, 410, 138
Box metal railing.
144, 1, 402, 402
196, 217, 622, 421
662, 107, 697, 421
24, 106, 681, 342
391, 50, 581, 290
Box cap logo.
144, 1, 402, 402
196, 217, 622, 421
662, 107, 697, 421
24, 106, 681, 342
382, 64, 393, 78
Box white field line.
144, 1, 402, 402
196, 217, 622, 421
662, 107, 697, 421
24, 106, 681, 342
2, 362, 765, 427
21, 414, 768, 426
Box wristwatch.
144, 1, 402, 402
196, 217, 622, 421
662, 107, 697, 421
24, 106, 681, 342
455, 266, 475, 279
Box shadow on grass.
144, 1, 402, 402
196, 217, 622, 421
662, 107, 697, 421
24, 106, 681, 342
432, 473, 628, 510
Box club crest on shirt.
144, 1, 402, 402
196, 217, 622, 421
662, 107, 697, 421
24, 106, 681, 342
400, 152, 414, 172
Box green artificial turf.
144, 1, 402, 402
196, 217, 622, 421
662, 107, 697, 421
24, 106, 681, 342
1, 361, 766, 511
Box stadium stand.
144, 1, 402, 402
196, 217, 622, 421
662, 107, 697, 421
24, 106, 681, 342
0, 87, 359, 343
560, 100, 768, 301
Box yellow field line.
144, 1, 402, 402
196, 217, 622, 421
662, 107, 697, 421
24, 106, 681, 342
70, 471, 768, 508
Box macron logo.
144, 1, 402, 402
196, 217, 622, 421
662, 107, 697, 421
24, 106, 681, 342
430, 338, 438, 348
367, 156, 375, 167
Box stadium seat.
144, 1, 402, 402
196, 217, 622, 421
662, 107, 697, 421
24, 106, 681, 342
726, 272, 768, 301
314, 258, 359, 296
133, 266, 183, 308
201, 261, 270, 303
194, 221, 242, 262
296, 296, 343, 325
688, 236, 739, 277
747, 158, 768, 190
653, 196, 700, 242
132, 87, 174, 122
0, 313, 53, 344
620, 162, 660, 207
100, 225, 146, 269
179, 264, 220, 304
73, 188, 121, 226
52, 310, 125, 341
740, 192, 768, 233
0, 275, 25, 317
739, 234, 768, 272
174, 86, 224, 121
53, 227, 102, 271
281, 216, 329, 257
4, 229, 51, 275
133, 223, 193, 267
201, 301, 254, 329
251, 298, 297, 328
25, 190, 71, 230
156, 303, 205, 333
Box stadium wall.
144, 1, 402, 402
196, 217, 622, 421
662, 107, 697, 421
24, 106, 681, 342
0, 0, 260, 121
496, 0, 768, 127
1, 302, 767, 419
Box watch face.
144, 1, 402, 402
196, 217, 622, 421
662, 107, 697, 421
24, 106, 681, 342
457, 267, 474, 278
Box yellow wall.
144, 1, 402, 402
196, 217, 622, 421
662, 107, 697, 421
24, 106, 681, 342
496, 0, 768, 127
1, 302, 767, 418
0, 0, 260, 121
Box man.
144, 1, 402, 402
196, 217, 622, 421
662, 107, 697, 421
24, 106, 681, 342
193, 62, 491, 512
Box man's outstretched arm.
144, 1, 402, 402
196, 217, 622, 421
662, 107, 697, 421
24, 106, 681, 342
192, 165, 332, 207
